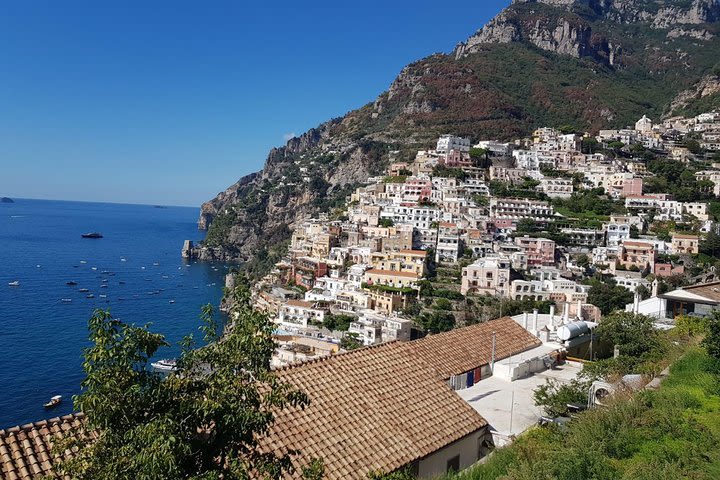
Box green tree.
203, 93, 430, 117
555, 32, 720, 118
595, 311, 659, 358
702, 312, 720, 360
341, 332, 363, 350
417, 310, 456, 334
469, 147, 492, 168
56, 286, 312, 479
533, 378, 591, 417
587, 280, 634, 315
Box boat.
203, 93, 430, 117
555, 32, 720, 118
86, 294, 95, 299
151, 359, 177, 372
153, 262, 160, 266
60, 298, 72, 303
99, 294, 107, 298
100, 284, 108, 288
81, 232, 103, 238
8, 281, 19, 287
43, 395, 62, 409
169, 300, 175, 304
66, 281, 78, 286
79, 260, 87, 264
78, 288, 89, 292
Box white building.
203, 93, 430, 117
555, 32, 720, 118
436, 135, 471, 154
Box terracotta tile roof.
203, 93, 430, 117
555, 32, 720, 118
398, 249, 427, 256
364, 269, 419, 279
399, 317, 541, 379
2, 317, 538, 479
261, 341, 488, 479
285, 299, 315, 308
0, 413, 90, 479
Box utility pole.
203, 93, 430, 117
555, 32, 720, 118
491, 331, 496, 373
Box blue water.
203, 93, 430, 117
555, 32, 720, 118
0, 199, 227, 428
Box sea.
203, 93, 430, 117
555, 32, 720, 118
0, 199, 228, 428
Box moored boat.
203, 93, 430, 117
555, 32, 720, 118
81, 232, 103, 238
66, 281, 78, 286
151, 359, 177, 372
8, 281, 20, 287
43, 395, 62, 408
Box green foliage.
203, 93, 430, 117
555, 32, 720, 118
383, 175, 407, 184
595, 311, 660, 358
469, 147, 491, 169
432, 165, 468, 181
586, 279, 634, 315
56, 285, 312, 479
378, 218, 395, 228
533, 378, 592, 417
702, 312, 720, 360
553, 189, 626, 217
323, 314, 356, 332
204, 209, 238, 248
417, 310, 456, 334
645, 158, 714, 202
445, 347, 720, 480
340, 332, 363, 351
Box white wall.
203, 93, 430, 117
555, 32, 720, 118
417, 428, 491, 478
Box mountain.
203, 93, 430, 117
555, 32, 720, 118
194, 0, 720, 274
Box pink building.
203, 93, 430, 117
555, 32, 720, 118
654, 263, 684, 277
621, 178, 643, 198
402, 179, 433, 203
515, 236, 556, 267
442, 149, 471, 168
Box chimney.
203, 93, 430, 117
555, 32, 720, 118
523, 312, 529, 330
562, 303, 569, 323
651, 278, 659, 297
549, 304, 555, 318
532, 309, 538, 332
633, 291, 640, 314
577, 299, 583, 320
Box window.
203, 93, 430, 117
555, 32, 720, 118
446, 455, 460, 474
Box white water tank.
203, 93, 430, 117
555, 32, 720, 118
557, 321, 590, 341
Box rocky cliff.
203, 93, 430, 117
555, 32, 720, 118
195, 0, 720, 275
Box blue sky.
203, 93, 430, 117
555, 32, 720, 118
0, 1, 509, 206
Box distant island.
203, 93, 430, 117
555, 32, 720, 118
0, 197, 14, 203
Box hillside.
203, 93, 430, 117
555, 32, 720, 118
194, 0, 720, 272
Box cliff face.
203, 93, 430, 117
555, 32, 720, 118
195, 0, 720, 272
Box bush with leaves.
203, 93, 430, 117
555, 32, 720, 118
56, 285, 315, 480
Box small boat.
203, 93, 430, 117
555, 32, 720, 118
61, 298, 72, 303
86, 294, 95, 299
81, 232, 103, 239
119, 281, 126, 285
100, 284, 108, 288
78, 288, 89, 293
169, 300, 175, 304
120, 258, 127, 262
80, 260, 87, 264
151, 359, 177, 372
91, 267, 98, 271
44, 395, 62, 409
8, 281, 20, 287
66, 281, 78, 286
99, 294, 107, 298
153, 262, 160, 266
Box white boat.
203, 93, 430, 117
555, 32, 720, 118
44, 395, 62, 409
151, 359, 177, 372
8, 281, 19, 287
169, 300, 175, 304
61, 298, 72, 303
